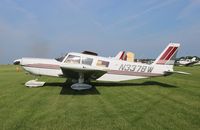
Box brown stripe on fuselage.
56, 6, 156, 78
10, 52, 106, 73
107, 70, 162, 77
24, 63, 60, 70
24, 64, 162, 77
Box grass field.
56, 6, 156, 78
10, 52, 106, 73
0, 65, 200, 130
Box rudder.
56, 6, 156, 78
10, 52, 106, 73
153, 43, 180, 65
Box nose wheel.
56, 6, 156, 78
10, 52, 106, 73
25, 79, 45, 88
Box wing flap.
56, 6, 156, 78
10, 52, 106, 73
60, 64, 107, 80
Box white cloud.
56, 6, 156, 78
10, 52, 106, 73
63, 0, 105, 29
178, 0, 200, 20
107, 0, 177, 31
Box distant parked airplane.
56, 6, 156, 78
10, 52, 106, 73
14, 43, 189, 90
176, 57, 198, 66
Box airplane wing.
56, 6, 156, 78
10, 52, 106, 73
60, 64, 107, 80
185, 61, 198, 66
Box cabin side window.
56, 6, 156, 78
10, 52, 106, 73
96, 60, 109, 67
82, 57, 93, 65
64, 55, 80, 64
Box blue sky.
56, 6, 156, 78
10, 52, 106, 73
0, 0, 200, 64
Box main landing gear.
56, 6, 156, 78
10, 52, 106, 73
24, 73, 92, 90
71, 73, 92, 90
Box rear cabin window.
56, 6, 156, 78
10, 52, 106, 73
82, 57, 93, 65
96, 60, 109, 67
64, 55, 80, 64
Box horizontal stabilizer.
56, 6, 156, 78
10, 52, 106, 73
165, 70, 191, 75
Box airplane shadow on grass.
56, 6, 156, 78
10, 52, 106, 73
91, 81, 177, 88
45, 82, 100, 95
44, 80, 177, 95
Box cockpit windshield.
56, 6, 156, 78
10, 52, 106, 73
55, 53, 68, 62
55, 56, 65, 62
64, 55, 81, 64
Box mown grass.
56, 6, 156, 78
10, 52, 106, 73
0, 65, 200, 130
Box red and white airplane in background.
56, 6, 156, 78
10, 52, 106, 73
14, 43, 189, 90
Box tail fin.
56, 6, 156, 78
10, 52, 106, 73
153, 43, 180, 65
115, 51, 126, 60
115, 51, 135, 62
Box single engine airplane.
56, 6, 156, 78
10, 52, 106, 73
176, 57, 199, 66
14, 43, 189, 90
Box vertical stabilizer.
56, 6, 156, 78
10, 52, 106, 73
153, 43, 180, 65
115, 51, 126, 60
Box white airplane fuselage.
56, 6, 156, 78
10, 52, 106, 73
20, 58, 62, 77
15, 43, 184, 90
19, 52, 173, 82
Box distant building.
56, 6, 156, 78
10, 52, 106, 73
126, 52, 135, 62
